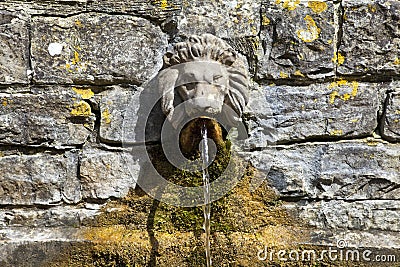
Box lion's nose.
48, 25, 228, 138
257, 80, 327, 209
186, 84, 223, 115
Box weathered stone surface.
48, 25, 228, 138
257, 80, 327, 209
0, 1, 87, 16
257, 0, 335, 81
250, 141, 400, 200
0, 205, 101, 227
295, 200, 400, 232
0, 87, 95, 147
1, 1, 180, 24
0, 151, 80, 205
99, 83, 165, 144
245, 82, 378, 147
31, 13, 167, 85
0, 10, 29, 84
88, 0, 181, 24
338, 0, 400, 77
80, 148, 139, 200
99, 86, 141, 144
382, 90, 400, 141
179, 0, 261, 38
309, 229, 400, 249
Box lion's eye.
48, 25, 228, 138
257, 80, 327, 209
185, 83, 196, 91
185, 73, 196, 82
213, 75, 223, 82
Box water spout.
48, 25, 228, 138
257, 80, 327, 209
201, 122, 212, 267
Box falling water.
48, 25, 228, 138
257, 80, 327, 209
201, 123, 212, 267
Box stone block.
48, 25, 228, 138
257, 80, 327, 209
179, 0, 261, 38
31, 13, 167, 85
382, 90, 400, 141
80, 148, 139, 200
0, 151, 80, 205
258, 0, 336, 80
0, 10, 29, 84
0, 86, 95, 147
250, 141, 400, 200
245, 82, 378, 147
338, 0, 400, 77
296, 200, 400, 232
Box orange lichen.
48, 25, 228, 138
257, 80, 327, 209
332, 52, 345, 65
329, 90, 339, 104
330, 129, 343, 136
72, 87, 94, 99
262, 14, 271, 26
368, 4, 377, 12
294, 70, 305, 77
296, 15, 321, 42
279, 71, 289, 78
308, 1, 328, 13
71, 101, 91, 117
328, 80, 359, 104
102, 108, 112, 124
275, 0, 300, 11
160, 0, 168, 9
75, 19, 82, 27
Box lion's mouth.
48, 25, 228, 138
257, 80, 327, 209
179, 117, 225, 156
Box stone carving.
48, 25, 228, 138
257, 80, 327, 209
157, 34, 249, 129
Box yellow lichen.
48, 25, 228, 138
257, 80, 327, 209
308, 1, 328, 13
72, 51, 80, 65
251, 26, 258, 35
65, 46, 88, 73
160, 0, 168, 9
75, 19, 82, 27
368, 4, 377, 12
394, 57, 400, 65
2, 98, 7, 107
350, 118, 359, 123
262, 14, 271, 26
296, 15, 321, 42
332, 52, 345, 65
72, 87, 94, 99
279, 71, 289, 78
327, 39, 333, 44
330, 129, 343, 136
70, 101, 91, 117
329, 90, 339, 104
341, 93, 351, 101
102, 108, 112, 124
328, 80, 358, 104
351, 81, 358, 97
294, 70, 305, 77
395, 110, 400, 115
275, 0, 300, 11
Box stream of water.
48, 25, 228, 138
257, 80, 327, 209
201, 123, 212, 267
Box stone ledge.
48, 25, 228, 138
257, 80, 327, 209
250, 140, 400, 200
289, 200, 400, 232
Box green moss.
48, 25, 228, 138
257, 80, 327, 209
51, 138, 306, 266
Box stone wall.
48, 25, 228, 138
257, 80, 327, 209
0, 0, 399, 266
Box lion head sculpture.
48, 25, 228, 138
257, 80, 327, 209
157, 34, 249, 130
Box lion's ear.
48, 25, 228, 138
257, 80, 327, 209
158, 68, 179, 122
